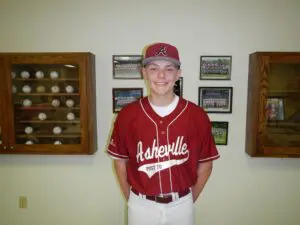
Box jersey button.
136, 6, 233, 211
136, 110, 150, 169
161, 131, 165, 135
159, 120, 163, 124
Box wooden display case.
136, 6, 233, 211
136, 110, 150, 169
0, 53, 97, 154
246, 52, 300, 157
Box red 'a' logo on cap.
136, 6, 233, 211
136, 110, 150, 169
155, 46, 167, 56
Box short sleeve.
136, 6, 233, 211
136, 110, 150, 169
107, 115, 129, 160
198, 113, 220, 162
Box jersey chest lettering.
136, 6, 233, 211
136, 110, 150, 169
136, 136, 190, 178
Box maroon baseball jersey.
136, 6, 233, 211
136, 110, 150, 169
107, 97, 219, 195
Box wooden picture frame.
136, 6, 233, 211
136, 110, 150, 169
112, 88, 143, 113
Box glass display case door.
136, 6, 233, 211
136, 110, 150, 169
8, 61, 83, 151
263, 59, 300, 154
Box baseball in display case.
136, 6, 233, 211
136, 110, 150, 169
0, 53, 97, 155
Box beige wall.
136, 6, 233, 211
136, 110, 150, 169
0, 0, 300, 225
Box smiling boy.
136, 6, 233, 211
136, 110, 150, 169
107, 42, 220, 225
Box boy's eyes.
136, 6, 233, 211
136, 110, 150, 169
147, 67, 177, 72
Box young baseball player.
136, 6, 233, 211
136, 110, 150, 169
107, 42, 220, 225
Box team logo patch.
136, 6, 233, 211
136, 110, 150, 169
155, 46, 167, 56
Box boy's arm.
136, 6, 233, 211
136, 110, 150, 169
114, 159, 130, 200
191, 160, 213, 202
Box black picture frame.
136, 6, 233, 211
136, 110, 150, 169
113, 55, 143, 79
198, 87, 233, 113
211, 121, 229, 145
173, 77, 183, 97
112, 88, 143, 113
200, 55, 232, 80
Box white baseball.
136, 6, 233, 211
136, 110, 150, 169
24, 126, 33, 134
22, 85, 32, 93
35, 70, 44, 79
65, 99, 74, 108
21, 71, 30, 79
52, 99, 60, 107
36, 85, 46, 93
54, 140, 62, 145
23, 99, 32, 107
50, 71, 59, 79
53, 126, 62, 134
12, 85, 17, 93
25, 140, 33, 145
38, 112, 47, 120
11, 72, 16, 79
65, 85, 74, 93
66, 112, 75, 120
51, 85, 60, 93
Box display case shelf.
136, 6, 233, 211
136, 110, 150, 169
18, 120, 80, 124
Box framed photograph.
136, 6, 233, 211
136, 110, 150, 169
266, 97, 284, 120
200, 56, 232, 80
112, 88, 143, 113
173, 77, 183, 97
113, 55, 143, 79
198, 87, 233, 113
211, 121, 229, 145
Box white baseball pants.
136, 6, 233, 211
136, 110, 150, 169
128, 190, 194, 225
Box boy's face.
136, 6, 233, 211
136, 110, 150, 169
142, 60, 181, 98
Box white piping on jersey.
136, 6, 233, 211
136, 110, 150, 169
166, 101, 189, 192
139, 98, 163, 194
107, 149, 128, 159
198, 154, 219, 162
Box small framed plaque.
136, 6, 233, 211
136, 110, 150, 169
200, 56, 232, 80
211, 121, 229, 145
113, 55, 143, 79
266, 97, 284, 120
173, 77, 183, 97
112, 88, 143, 113
198, 87, 233, 113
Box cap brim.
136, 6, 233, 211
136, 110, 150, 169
142, 56, 181, 67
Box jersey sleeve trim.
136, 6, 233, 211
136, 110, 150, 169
198, 154, 220, 162
107, 149, 129, 159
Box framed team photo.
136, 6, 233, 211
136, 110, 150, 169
112, 88, 143, 113
211, 121, 229, 145
113, 55, 143, 79
200, 56, 232, 80
173, 77, 183, 97
198, 87, 233, 113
